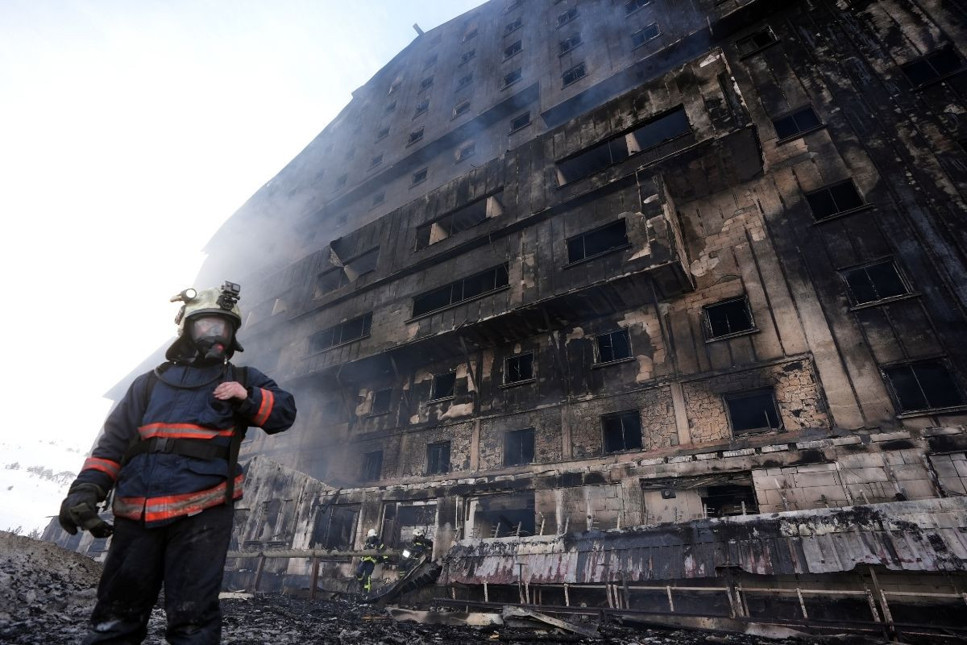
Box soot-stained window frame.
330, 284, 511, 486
411, 264, 510, 318
503, 352, 535, 386
566, 218, 629, 265
725, 388, 782, 435
309, 312, 373, 353
704, 296, 757, 341
841, 258, 911, 307
883, 359, 965, 415
602, 410, 643, 454
504, 428, 536, 467
426, 441, 452, 475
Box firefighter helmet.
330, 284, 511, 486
165, 281, 244, 361
367, 528, 378, 538
413, 528, 426, 538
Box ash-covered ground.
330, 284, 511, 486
1, 531, 889, 644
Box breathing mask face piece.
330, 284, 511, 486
189, 315, 234, 361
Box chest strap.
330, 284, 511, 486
125, 436, 230, 462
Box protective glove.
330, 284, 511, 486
58, 483, 114, 538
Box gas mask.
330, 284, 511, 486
188, 315, 235, 362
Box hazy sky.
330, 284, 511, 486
0, 0, 485, 532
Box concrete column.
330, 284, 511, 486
670, 382, 692, 446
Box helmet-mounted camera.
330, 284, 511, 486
217, 281, 241, 312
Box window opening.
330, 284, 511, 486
457, 142, 476, 162
456, 73, 473, 90
408, 127, 425, 145
805, 180, 865, 220
361, 451, 383, 482
602, 410, 643, 453
460, 49, 476, 64
420, 76, 434, 91
463, 26, 478, 42
559, 33, 582, 55
310, 504, 359, 549
901, 46, 964, 88
411, 167, 428, 185
773, 106, 822, 140
474, 492, 535, 538
370, 154, 383, 168
557, 8, 578, 27
595, 329, 632, 364
376, 127, 389, 140
504, 40, 522, 58
735, 26, 778, 57
414, 99, 429, 117
504, 17, 522, 35
703, 484, 758, 517
510, 112, 531, 133
725, 389, 781, 433
504, 429, 535, 466
505, 353, 534, 384
426, 441, 451, 475
503, 68, 522, 87
371, 388, 392, 415
631, 23, 660, 48
562, 62, 587, 86
842, 260, 908, 305
431, 372, 456, 401
704, 297, 755, 339
336, 174, 348, 188
415, 192, 502, 249
567, 219, 628, 264
556, 106, 689, 184
345, 247, 379, 280
309, 312, 373, 352
884, 361, 964, 413
453, 99, 471, 118
625, 0, 651, 14
413, 264, 509, 316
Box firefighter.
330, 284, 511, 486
58, 282, 297, 644
400, 527, 434, 573
356, 528, 387, 593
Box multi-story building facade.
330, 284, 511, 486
53, 0, 967, 629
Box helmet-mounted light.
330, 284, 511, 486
171, 288, 198, 326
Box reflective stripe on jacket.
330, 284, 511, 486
75, 362, 296, 527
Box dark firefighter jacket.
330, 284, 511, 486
75, 362, 296, 527
361, 535, 387, 563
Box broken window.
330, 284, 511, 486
474, 493, 535, 538
414, 98, 429, 117
562, 62, 586, 87
453, 99, 471, 118
625, 0, 651, 14
510, 111, 531, 132
772, 106, 822, 140
310, 504, 359, 549
412, 264, 509, 316
703, 484, 758, 517
309, 312, 373, 353
557, 8, 578, 27
426, 441, 451, 475
559, 33, 582, 55
408, 127, 425, 145
503, 68, 522, 88
361, 450, 383, 482
704, 297, 755, 339
725, 388, 781, 433
884, 360, 964, 413
602, 410, 643, 453
384, 502, 437, 546
415, 193, 502, 249
595, 329, 632, 364
317, 267, 349, 294
371, 388, 392, 415
504, 353, 534, 384
842, 260, 908, 305
901, 45, 964, 88
631, 23, 660, 48
735, 26, 778, 57
805, 179, 865, 220
556, 106, 689, 184
504, 428, 535, 466
456, 142, 476, 162
411, 167, 428, 185
567, 219, 628, 264
430, 372, 456, 401
504, 40, 522, 59
504, 17, 522, 35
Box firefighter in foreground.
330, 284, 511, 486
58, 282, 297, 644
356, 528, 387, 593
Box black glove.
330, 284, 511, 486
58, 483, 114, 538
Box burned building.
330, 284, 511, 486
52, 0, 967, 633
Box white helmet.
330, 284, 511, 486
413, 528, 426, 538
367, 528, 377, 538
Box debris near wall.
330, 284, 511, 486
1, 530, 866, 644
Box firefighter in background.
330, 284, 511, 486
58, 282, 297, 644
356, 528, 387, 592
400, 527, 434, 573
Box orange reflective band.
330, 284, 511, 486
82, 457, 121, 480
253, 388, 274, 426
141, 474, 244, 523
113, 496, 146, 520
138, 423, 234, 440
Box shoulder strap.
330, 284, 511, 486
224, 366, 249, 504
120, 370, 160, 467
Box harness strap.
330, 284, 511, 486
124, 436, 230, 461
224, 365, 249, 504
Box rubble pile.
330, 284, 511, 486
0, 532, 885, 644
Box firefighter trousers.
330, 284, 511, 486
85, 503, 234, 644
